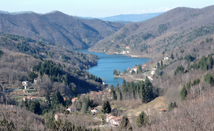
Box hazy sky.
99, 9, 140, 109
0, 0, 213, 17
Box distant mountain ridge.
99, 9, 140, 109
100, 12, 164, 22
0, 10, 35, 15
0, 11, 124, 49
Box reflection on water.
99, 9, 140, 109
76, 50, 150, 86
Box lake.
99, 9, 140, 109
77, 50, 150, 86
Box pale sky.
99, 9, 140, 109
0, 0, 213, 17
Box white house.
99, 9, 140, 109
66, 105, 77, 112
151, 71, 155, 75
127, 50, 130, 54
148, 75, 153, 81
122, 50, 126, 54
22, 81, 29, 89
54, 114, 58, 121
91, 108, 98, 114
164, 57, 169, 60
34, 78, 41, 85
106, 115, 114, 123
111, 117, 121, 126
54, 113, 64, 121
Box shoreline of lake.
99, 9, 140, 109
88, 49, 151, 59
76, 49, 150, 86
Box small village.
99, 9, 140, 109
7, 78, 122, 128
5, 75, 167, 129
0, 54, 170, 129
114, 56, 169, 83
113, 46, 131, 55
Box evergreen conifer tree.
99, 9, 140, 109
46, 91, 51, 108
82, 102, 88, 114
102, 101, 111, 114
136, 111, 147, 127
52, 91, 65, 108
120, 115, 132, 131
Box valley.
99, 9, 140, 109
0, 3, 214, 131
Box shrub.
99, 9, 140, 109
61, 55, 71, 62
142, 33, 152, 40
136, 111, 147, 127
180, 85, 187, 101
120, 115, 132, 130
168, 102, 177, 111
204, 73, 214, 84
0, 49, 3, 58
158, 23, 169, 34
174, 65, 184, 75
184, 54, 195, 62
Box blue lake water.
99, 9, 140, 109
77, 50, 150, 86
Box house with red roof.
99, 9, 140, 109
148, 75, 153, 81
111, 117, 121, 126
129, 66, 138, 73
106, 115, 113, 122
142, 64, 147, 69
106, 114, 121, 126
97, 90, 101, 96
159, 108, 166, 113
23, 96, 37, 101
72, 97, 78, 103
126, 46, 130, 49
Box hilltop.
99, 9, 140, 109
0, 11, 124, 49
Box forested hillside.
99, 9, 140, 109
0, 33, 104, 97
91, 5, 214, 60
0, 33, 106, 131
90, 4, 214, 94
88, 5, 214, 130
0, 11, 124, 49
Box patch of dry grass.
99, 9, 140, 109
110, 97, 166, 125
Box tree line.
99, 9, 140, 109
175, 55, 214, 76
180, 78, 200, 101
111, 77, 157, 103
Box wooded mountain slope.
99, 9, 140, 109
0, 11, 124, 49
0, 33, 104, 97
91, 5, 214, 60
